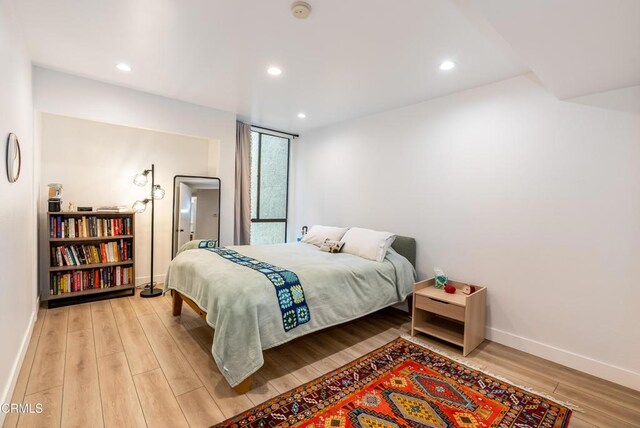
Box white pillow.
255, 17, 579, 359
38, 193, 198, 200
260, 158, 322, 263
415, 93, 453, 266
301, 225, 349, 247
340, 227, 397, 262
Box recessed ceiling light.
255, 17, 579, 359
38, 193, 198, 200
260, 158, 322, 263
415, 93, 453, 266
116, 63, 132, 72
297, 112, 306, 119
267, 66, 282, 76
267, 67, 282, 76
439, 60, 455, 71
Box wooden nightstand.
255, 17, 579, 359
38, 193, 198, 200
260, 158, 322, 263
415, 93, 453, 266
411, 278, 487, 356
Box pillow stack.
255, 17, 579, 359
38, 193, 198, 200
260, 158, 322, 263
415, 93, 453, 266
301, 225, 349, 246
301, 225, 396, 263
340, 227, 396, 262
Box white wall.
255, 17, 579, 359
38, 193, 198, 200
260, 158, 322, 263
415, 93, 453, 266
0, 0, 37, 422
195, 189, 220, 240
33, 67, 236, 246
294, 75, 640, 390
39, 114, 214, 288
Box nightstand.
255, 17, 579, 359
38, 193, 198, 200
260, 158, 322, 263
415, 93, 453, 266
411, 278, 487, 356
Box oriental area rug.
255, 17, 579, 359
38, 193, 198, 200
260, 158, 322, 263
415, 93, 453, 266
214, 337, 572, 428
216, 338, 571, 428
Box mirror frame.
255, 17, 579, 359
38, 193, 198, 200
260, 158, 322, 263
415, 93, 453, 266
171, 175, 221, 258
6, 133, 21, 183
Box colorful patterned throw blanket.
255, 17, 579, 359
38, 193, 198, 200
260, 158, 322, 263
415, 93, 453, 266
198, 241, 311, 331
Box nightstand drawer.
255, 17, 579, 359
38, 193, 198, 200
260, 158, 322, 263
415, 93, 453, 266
415, 294, 465, 322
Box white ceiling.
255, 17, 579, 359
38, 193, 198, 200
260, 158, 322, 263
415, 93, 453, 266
466, 0, 640, 100
13, 0, 528, 133
13, 1, 638, 134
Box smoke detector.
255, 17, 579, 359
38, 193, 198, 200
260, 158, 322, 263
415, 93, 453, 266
291, 1, 311, 19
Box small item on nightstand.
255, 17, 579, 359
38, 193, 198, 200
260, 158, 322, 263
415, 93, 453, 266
434, 268, 447, 289
68, 202, 77, 212
462, 285, 477, 295
444, 285, 456, 294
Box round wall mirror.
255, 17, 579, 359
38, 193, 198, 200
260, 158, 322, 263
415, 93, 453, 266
6, 133, 21, 183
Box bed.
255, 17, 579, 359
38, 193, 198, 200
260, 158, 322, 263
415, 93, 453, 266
164, 236, 417, 393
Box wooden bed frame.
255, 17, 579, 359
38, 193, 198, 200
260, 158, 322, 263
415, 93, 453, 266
170, 236, 416, 395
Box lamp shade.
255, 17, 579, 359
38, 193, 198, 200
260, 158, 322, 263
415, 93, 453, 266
132, 200, 148, 213
152, 185, 165, 200
133, 171, 149, 186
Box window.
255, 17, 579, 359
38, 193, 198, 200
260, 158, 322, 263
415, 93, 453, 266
250, 130, 290, 244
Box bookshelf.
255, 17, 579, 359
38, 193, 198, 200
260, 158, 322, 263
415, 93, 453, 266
45, 211, 136, 306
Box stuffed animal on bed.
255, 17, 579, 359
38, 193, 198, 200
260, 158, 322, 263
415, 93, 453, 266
320, 238, 345, 253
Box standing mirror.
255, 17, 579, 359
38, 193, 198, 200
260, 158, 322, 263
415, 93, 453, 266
172, 176, 221, 258
6, 133, 21, 183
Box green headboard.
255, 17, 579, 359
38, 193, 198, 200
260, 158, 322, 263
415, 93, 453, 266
391, 236, 416, 268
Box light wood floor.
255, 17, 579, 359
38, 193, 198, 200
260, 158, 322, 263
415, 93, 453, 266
3, 289, 640, 428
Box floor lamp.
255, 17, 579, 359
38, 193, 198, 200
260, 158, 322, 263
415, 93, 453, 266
132, 164, 165, 298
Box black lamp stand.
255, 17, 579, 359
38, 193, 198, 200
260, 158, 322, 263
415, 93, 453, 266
140, 164, 162, 298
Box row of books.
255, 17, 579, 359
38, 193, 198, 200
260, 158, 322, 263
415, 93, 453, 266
50, 266, 133, 295
50, 240, 132, 267
49, 216, 133, 239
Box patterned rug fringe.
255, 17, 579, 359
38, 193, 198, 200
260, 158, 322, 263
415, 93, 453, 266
400, 334, 584, 412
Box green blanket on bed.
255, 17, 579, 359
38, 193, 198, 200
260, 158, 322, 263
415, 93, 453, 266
164, 241, 416, 387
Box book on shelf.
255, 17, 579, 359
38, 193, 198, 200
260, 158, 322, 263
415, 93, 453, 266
49, 215, 132, 238
47, 211, 135, 301
49, 266, 133, 295
95, 206, 130, 213
50, 240, 133, 267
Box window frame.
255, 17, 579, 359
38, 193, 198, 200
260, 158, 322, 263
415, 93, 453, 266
250, 129, 291, 243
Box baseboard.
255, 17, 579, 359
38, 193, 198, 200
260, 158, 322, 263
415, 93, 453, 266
0, 299, 39, 426
486, 327, 640, 392
135, 273, 166, 287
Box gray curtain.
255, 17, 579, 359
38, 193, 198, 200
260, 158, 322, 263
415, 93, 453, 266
234, 121, 252, 245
